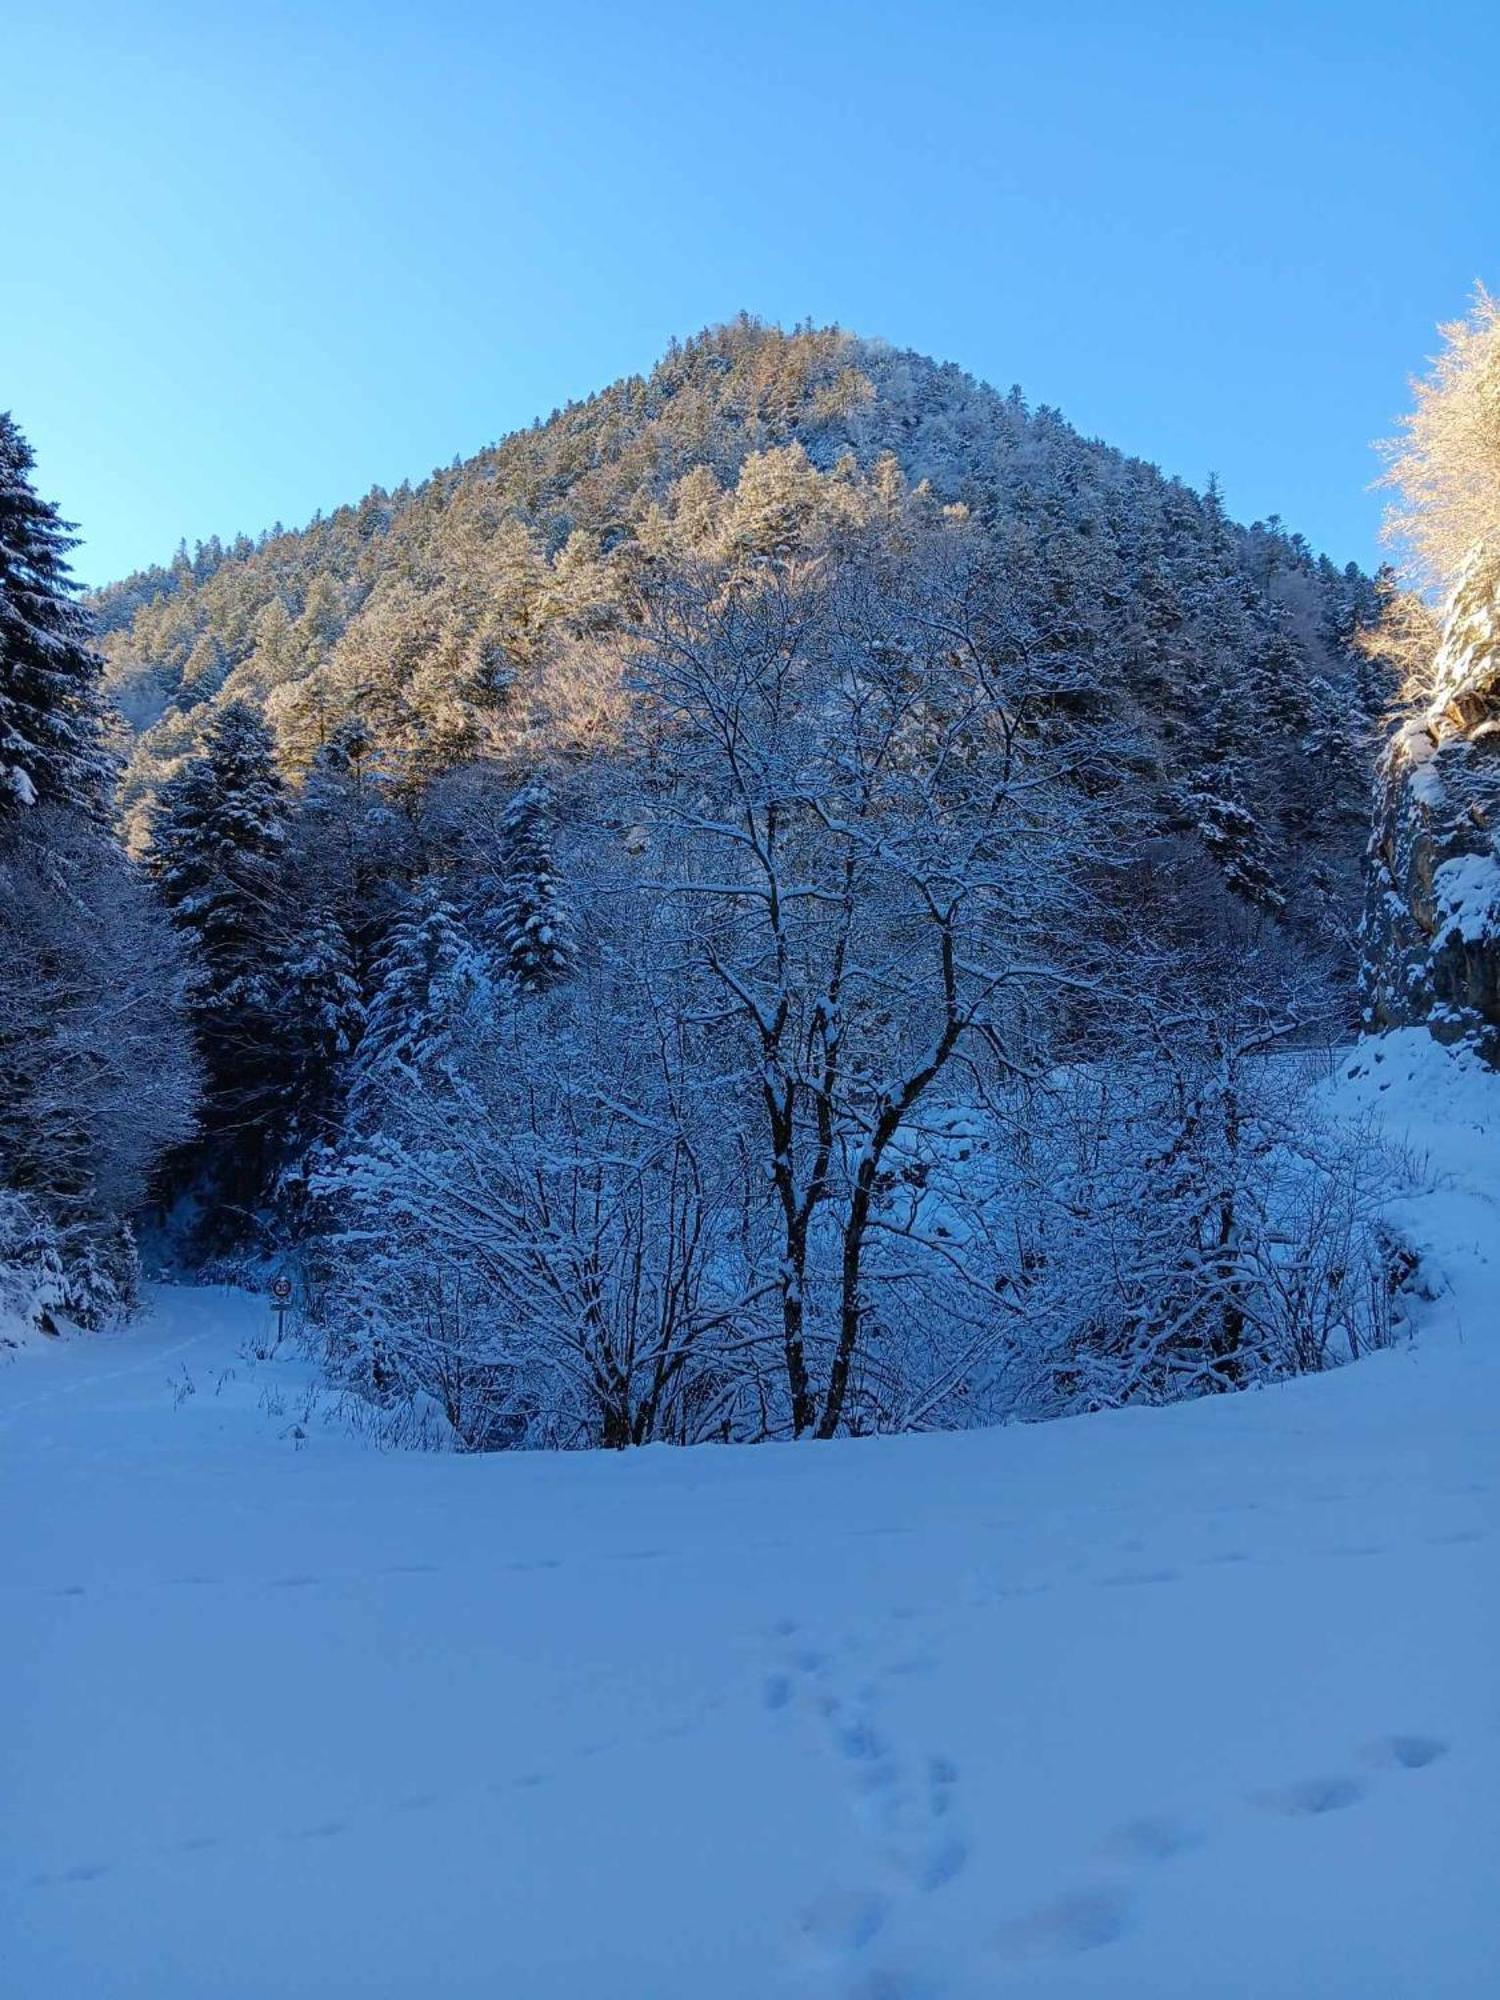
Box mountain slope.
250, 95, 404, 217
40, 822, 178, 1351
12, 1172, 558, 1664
93, 320, 1386, 948
3, 1032, 1495, 1997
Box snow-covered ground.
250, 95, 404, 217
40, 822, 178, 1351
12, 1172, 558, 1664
3, 1032, 1497, 1998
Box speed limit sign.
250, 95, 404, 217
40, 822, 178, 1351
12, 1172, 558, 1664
271, 1275, 293, 1304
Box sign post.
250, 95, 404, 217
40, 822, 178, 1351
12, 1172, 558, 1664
270, 1272, 293, 1348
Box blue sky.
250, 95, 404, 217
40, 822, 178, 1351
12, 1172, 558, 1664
4, 0, 1495, 585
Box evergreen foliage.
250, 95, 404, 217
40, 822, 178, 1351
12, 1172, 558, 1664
94, 321, 1384, 951
493, 783, 576, 993
150, 701, 291, 1219
0, 413, 110, 821
0, 419, 196, 1329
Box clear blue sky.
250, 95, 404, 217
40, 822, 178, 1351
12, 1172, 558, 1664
4, 0, 1495, 585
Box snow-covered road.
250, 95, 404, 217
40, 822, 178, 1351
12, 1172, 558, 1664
3, 1034, 1498, 1997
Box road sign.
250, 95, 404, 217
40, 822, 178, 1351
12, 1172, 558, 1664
270, 1275, 293, 1303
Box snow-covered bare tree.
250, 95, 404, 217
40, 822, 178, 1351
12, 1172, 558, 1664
623, 487, 1091, 1436
1380, 287, 1500, 596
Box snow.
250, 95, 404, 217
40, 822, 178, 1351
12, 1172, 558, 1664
1433, 850, 1500, 944
3, 1034, 1498, 1997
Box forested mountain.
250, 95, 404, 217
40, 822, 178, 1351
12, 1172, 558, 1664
57, 320, 1412, 1444
96, 319, 1384, 944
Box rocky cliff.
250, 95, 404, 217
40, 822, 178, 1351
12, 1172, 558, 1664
1362, 551, 1500, 1060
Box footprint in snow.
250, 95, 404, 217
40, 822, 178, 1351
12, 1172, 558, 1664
1098, 1566, 1179, 1588
844, 1968, 946, 2000
865, 1764, 969, 1894
1100, 1812, 1200, 1864
1256, 1774, 1365, 1817
44, 1860, 111, 1886
763, 1671, 793, 1711
1361, 1733, 1449, 1772
994, 1882, 1131, 1959
894, 1832, 968, 1892
794, 1887, 890, 1957
836, 1717, 892, 1769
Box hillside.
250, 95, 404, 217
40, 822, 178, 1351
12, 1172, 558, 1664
94, 319, 1386, 946
4, 1032, 1495, 1996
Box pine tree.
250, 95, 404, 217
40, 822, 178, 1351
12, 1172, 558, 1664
354, 881, 491, 1101
281, 914, 363, 1133
0, 412, 110, 824
150, 701, 290, 1214
493, 782, 576, 993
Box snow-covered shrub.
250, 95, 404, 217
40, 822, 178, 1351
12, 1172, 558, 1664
978, 1039, 1404, 1421
310, 936, 761, 1449
0, 1190, 66, 1343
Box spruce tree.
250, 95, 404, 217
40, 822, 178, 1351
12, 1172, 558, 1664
354, 881, 490, 1101
0, 413, 110, 824
494, 782, 576, 993
150, 701, 290, 1215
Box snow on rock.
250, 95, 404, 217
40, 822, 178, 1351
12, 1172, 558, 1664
1362, 555, 1500, 1062
3, 1040, 1498, 1997
1433, 850, 1500, 946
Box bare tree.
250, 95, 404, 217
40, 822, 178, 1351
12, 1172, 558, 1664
625, 504, 1086, 1436
1379, 286, 1500, 595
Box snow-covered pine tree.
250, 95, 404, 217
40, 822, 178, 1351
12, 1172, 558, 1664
353, 879, 491, 1102
0, 413, 110, 824
150, 701, 291, 1219
493, 781, 576, 993
281, 914, 363, 1130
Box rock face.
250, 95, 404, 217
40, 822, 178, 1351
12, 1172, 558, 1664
1362, 551, 1500, 1062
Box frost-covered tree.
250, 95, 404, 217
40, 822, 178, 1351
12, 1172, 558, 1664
0, 811, 198, 1325
150, 701, 291, 1218
492, 781, 576, 993
0, 412, 110, 822
353, 880, 493, 1102
625, 489, 1091, 1438
1380, 286, 1500, 595
0, 422, 195, 1329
